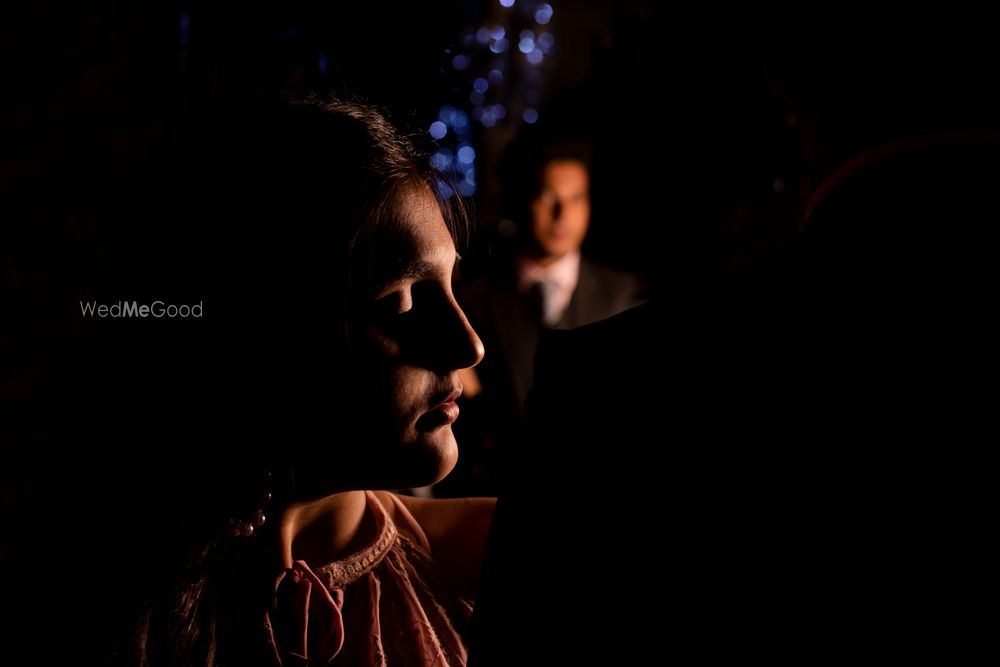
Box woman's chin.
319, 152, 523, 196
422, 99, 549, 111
354, 426, 460, 491
407, 428, 459, 486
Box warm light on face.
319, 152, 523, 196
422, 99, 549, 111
351, 187, 484, 489
530, 159, 590, 261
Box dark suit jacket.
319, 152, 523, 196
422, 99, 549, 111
462, 257, 645, 420
470, 140, 997, 663
443, 258, 643, 497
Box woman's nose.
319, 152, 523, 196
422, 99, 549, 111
448, 300, 485, 371
415, 291, 484, 372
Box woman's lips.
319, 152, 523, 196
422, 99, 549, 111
436, 400, 460, 424
417, 389, 462, 431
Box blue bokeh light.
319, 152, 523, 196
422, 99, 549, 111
526, 48, 543, 65
179, 12, 191, 46
473, 77, 489, 93
519, 37, 535, 54
488, 68, 504, 85
469, 91, 485, 105
439, 105, 456, 124
452, 54, 470, 70
458, 181, 475, 197
535, 3, 553, 25
490, 38, 509, 54
437, 179, 455, 198
476, 28, 491, 44
429, 121, 448, 140
499, 0, 516, 8
490, 26, 506, 40
431, 149, 454, 171
537, 32, 554, 54
523, 108, 539, 124
451, 110, 469, 130
457, 145, 476, 165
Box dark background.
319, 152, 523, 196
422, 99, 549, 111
1, 1, 805, 661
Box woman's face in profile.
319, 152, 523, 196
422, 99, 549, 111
344, 186, 484, 489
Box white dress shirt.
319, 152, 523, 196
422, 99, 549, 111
517, 251, 581, 327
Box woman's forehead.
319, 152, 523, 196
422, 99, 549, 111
368, 188, 456, 287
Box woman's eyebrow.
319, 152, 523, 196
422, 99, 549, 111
395, 259, 438, 282
373, 254, 460, 293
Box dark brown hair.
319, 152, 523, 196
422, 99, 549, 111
129, 95, 468, 667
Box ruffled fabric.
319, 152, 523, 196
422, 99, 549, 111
264, 492, 471, 666
265, 561, 345, 665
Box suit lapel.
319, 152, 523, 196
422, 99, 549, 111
488, 282, 543, 409
558, 259, 595, 329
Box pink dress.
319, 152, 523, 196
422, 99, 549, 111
264, 491, 472, 666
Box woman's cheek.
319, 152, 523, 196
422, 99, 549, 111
363, 323, 404, 358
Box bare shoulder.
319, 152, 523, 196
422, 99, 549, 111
394, 495, 495, 530
372, 490, 493, 522
373, 492, 496, 595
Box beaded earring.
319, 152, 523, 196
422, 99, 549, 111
227, 472, 273, 538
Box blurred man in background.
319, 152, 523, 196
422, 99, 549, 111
445, 138, 645, 497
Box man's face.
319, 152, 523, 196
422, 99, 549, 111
530, 159, 590, 261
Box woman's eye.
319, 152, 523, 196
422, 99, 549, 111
369, 279, 450, 331
371, 289, 412, 323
